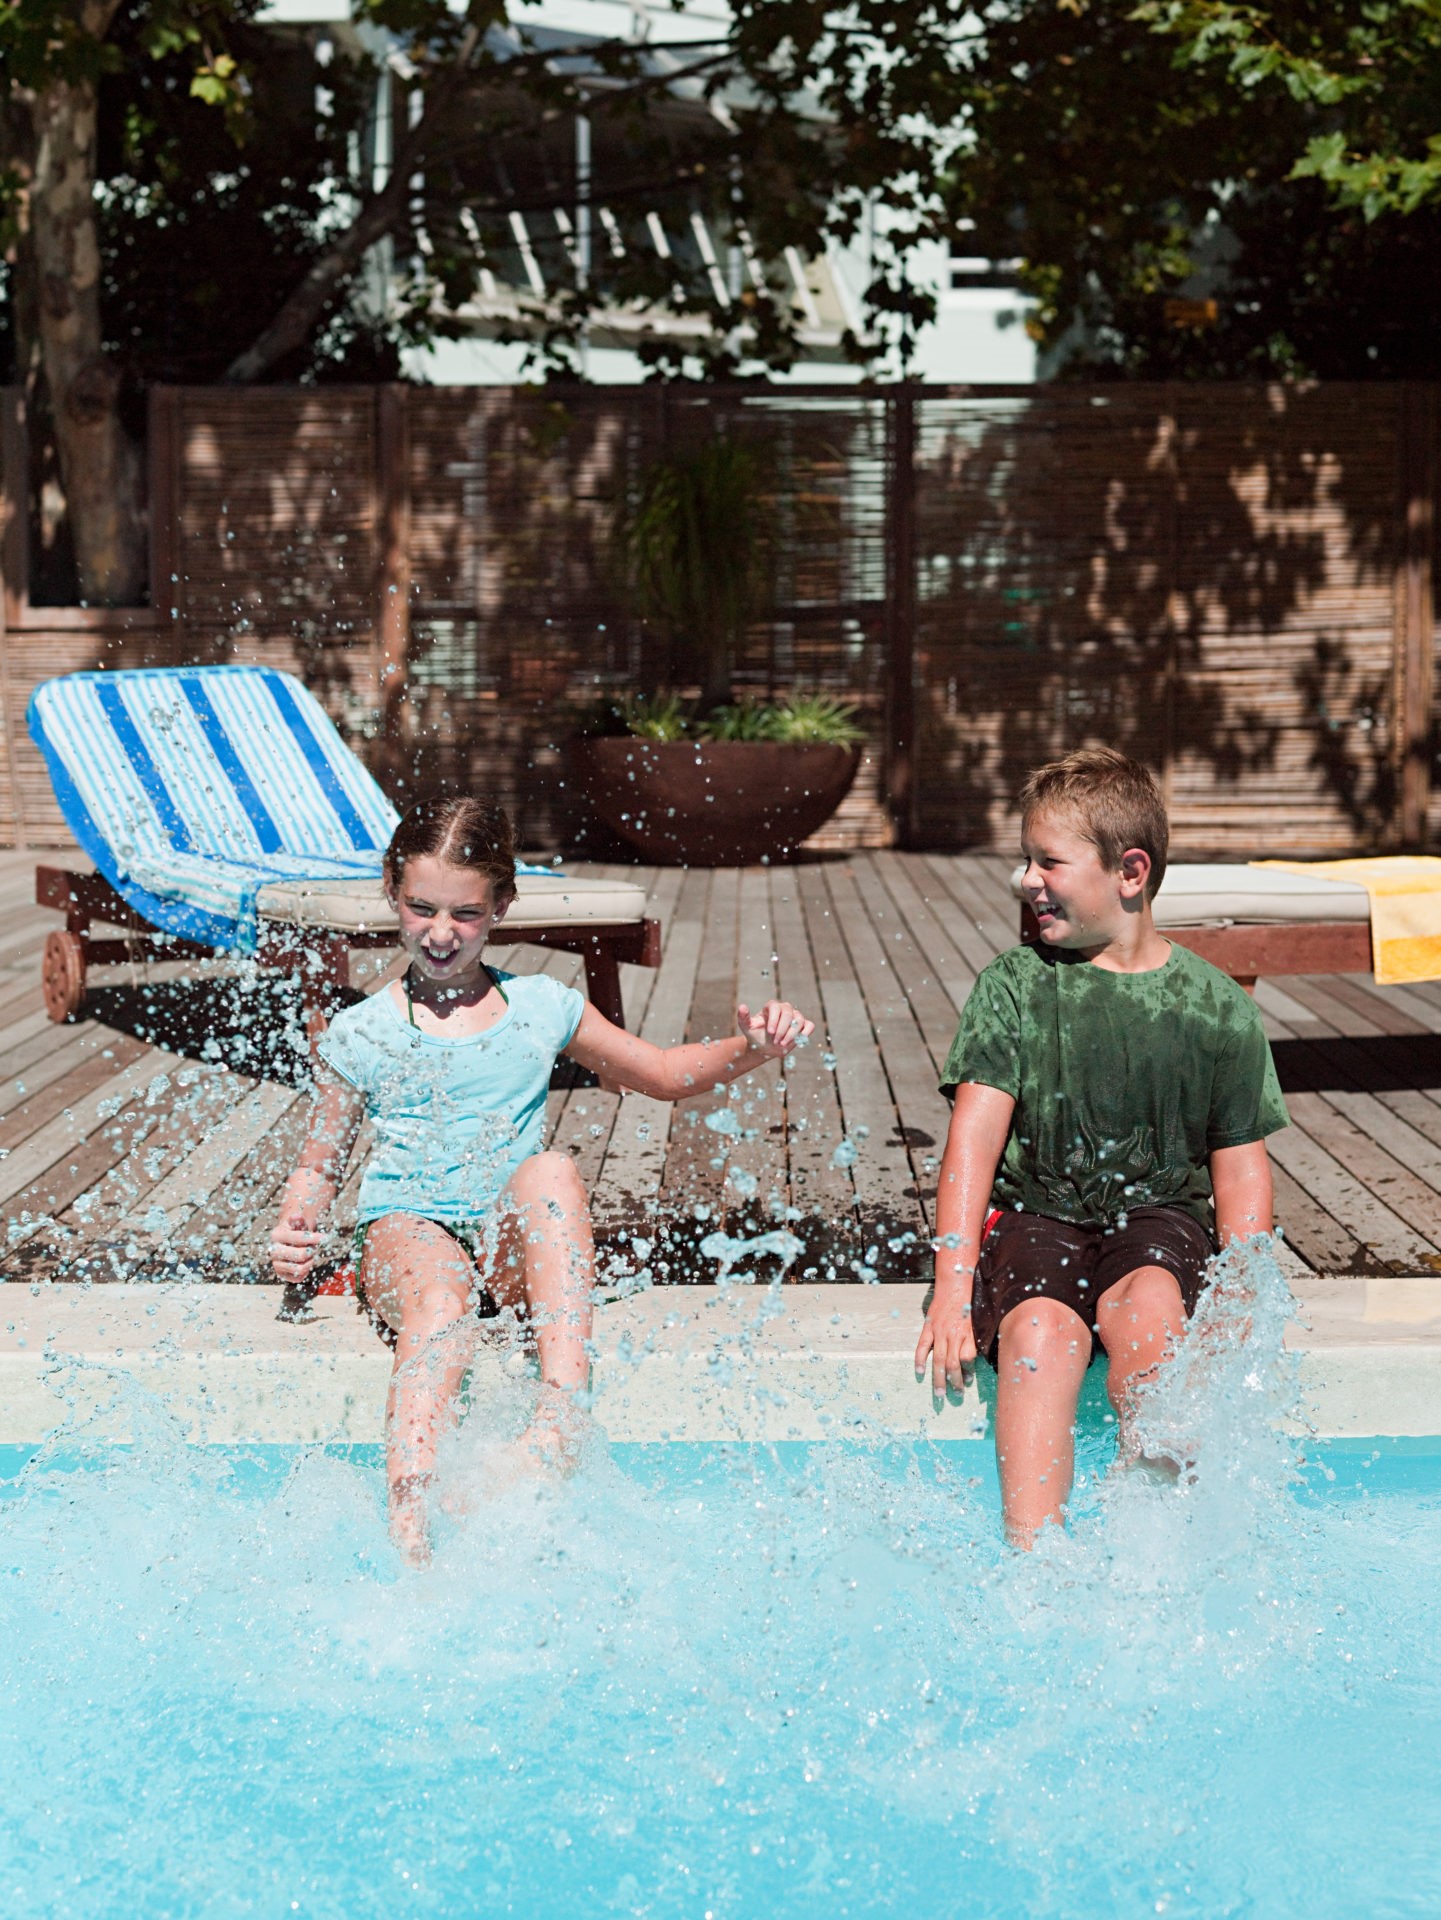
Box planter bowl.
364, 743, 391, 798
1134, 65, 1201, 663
571, 738, 862, 867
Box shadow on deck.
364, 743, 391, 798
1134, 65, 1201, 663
0, 850, 1438, 1290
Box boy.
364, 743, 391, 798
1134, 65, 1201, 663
915, 748, 1287, 1547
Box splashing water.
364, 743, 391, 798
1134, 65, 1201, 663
699, 1228, 806, 1288
2, 1238, 1439, 1917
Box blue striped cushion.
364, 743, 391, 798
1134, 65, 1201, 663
28, 666, 401, 951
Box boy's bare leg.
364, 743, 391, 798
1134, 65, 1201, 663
488, 1150, 596, 1468
360, 1214, 480, 1564
1095, 1264, 1187, 1463
993, 1299, 1090, 1548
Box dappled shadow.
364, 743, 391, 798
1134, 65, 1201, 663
913, 383, 1410, 855
84, 976, 316, 1085
1270, 1033, 1441, 1095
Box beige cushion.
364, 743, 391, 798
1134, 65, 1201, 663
254, 871, 650, 935
1008, 861, 1370, 927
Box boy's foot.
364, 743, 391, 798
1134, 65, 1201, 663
389, 1474, 434, 1567
1118, 1452, 1183, 1487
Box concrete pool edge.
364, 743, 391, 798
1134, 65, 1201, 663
2, 1278, 1439, 1445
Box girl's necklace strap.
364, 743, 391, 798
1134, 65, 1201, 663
403, 965, 507, 1029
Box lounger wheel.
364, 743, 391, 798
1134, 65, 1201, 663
42, 930, 86, 1023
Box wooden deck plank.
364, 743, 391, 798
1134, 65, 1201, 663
0, 1049, 174, 1247
1257, 973, 1441, 1185
1280, 1093, 1441, 1259
660, 869, 737, 1221
587, 868, 708, 1238
1276, 974, 1391, 1041
1251, 974, 1441, 1265
1270, 1160, 1379, 1274
0, 1034, 150, 1156
134, 1079, 306, 1238
766, 867, 857, 1240
0, 1014, 105, 1102
10, 850, 1441, 1286
720, 865, 791, 1225
1267, 1117, 1441, 1272
798, 865, 915, 1246
921, 855, 1015, 963
895, 853, 1001, 977
207, 1098, 319, 1276
550, 865, 683, 1205
824, 860, 952, 1236
1317, 975, 1432, 1038
869, 853, 978, 1011
52, 1069, 252, 1246
851, 857, 967, 1068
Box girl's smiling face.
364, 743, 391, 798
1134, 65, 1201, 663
387, 854, 509, 986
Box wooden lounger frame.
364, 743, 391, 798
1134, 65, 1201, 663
37, 865, 662, 1036
1019, 902, 1371, 988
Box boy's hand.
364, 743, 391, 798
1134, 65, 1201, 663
270, 1212, 325, 1284
737, 1000, 814, 1057
915, 1289, 978, 1396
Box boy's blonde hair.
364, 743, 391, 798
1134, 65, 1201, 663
1020, 748, 1168, 899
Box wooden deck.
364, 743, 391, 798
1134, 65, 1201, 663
0, 849, 1439, 1290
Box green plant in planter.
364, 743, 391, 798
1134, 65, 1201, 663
696, 696, 864, 744
617, 435, 771, 711
621, 693, 691, 741
765, 694, 865, 746
698, 699, 785, 742
574, 691, 866, 747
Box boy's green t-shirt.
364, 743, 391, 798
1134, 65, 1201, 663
939, 942, 1289, 1229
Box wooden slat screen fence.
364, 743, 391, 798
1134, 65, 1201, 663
0, 381, 1434, 856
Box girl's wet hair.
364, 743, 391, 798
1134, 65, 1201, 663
383, 796, 518, 901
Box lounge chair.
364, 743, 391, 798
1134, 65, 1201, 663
1013, 863, 1372, 988
28, 666, 660, 1034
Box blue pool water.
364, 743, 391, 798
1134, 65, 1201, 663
3, 1260, 1440, 1918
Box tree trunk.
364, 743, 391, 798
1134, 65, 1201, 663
27, 66, 144, 606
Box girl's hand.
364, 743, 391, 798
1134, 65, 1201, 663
737, 1000, 814, 1057
270, 1212, 326, 1284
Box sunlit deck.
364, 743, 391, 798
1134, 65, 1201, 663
0, 848, 1438, 1291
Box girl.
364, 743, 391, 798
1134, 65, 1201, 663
270, 796, 813, 1563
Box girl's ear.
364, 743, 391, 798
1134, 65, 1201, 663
493, 887, 515, 923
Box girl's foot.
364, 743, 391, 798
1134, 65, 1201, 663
495, 1392, 588, 1483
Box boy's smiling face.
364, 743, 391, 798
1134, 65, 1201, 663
1020, 808, 1150, 951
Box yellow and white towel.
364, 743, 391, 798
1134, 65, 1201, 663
1254, 856, 1441, 987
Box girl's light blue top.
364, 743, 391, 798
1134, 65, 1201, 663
315, 970, 585, 1224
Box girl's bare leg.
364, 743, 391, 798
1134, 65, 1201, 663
993, 1298, 1091, 1549
359, 1213, 479, 1563
487, 1151, 596, 1465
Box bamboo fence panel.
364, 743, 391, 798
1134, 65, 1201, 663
0, 381, 1434, 856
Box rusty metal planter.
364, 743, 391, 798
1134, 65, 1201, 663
571, 738, 862, 866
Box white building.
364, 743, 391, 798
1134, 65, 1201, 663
259, 0, 1035, 384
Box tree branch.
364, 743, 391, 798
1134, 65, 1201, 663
220, 22, 744, 382
223, 5, 496, 382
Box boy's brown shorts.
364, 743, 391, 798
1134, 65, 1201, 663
971, 1206, 1215, 1367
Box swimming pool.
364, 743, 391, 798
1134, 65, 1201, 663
3, 1254, 1440, 1918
